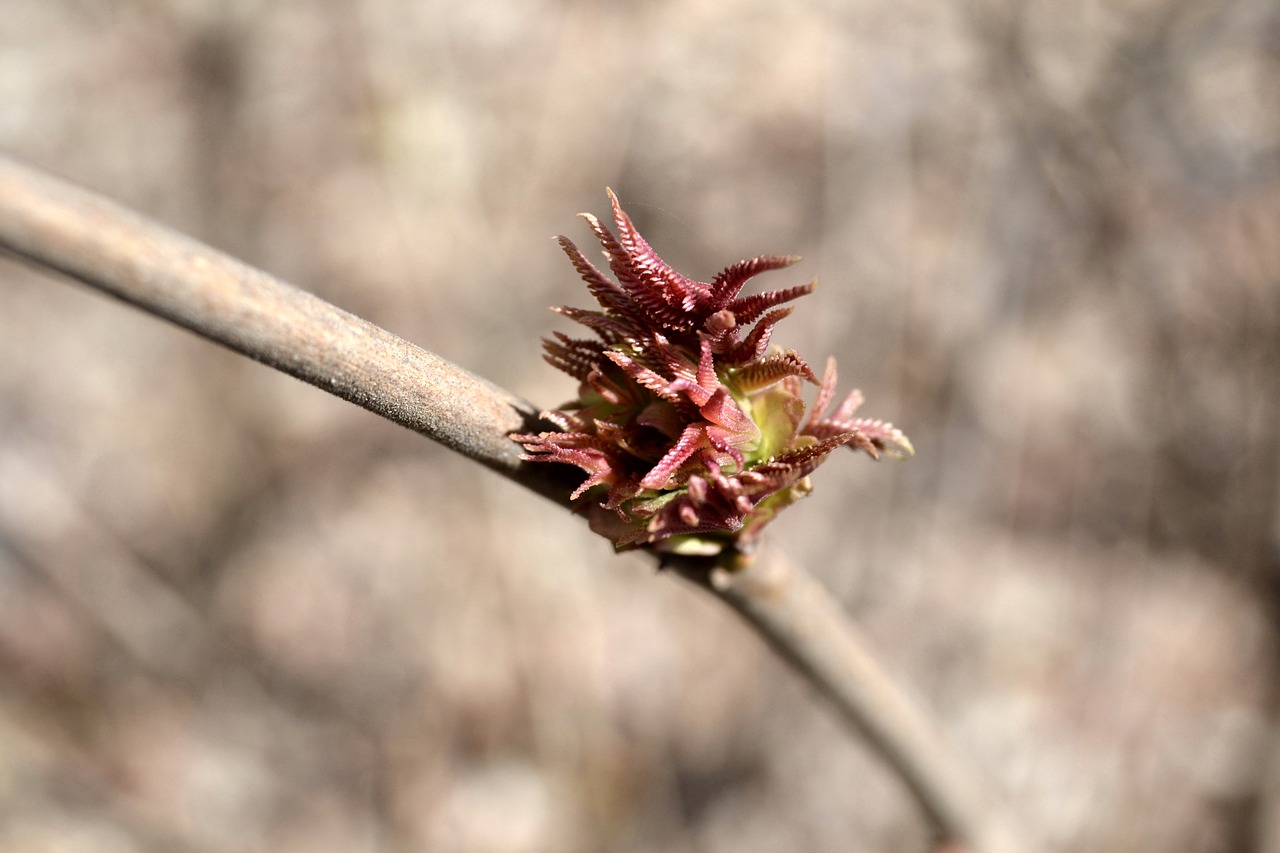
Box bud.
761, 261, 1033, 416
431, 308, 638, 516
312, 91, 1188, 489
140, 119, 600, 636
512, 191, 911, 557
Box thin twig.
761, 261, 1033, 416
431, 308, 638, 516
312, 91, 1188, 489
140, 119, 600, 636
672, 552, 1025, 853
0, 153, 1027, 852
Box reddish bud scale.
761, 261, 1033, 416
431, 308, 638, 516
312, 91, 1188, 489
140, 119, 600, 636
512, 191, 912, 557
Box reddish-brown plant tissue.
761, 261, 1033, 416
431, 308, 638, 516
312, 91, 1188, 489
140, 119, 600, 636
513, 191, 911, 557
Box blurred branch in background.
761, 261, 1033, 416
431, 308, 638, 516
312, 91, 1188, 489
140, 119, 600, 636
0, 155, 1026, 852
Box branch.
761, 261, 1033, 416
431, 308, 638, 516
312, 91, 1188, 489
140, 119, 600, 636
0, 154, 579, 506
0, 154, 1027, 852
672, 553, 1024, 853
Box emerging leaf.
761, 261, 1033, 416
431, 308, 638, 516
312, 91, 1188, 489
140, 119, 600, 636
512, 191, 911, 557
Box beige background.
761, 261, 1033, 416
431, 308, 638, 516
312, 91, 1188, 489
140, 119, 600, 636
1, 1, 1278, 850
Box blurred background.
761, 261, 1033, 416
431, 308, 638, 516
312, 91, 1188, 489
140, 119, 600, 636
1, 0, 1278, 850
